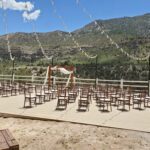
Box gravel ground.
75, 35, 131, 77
0, 117, 150, 150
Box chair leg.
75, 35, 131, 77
34, 98, 37, 106
29, 98, 31, 107
110, 103, 112, 111
24, 98, 26, 108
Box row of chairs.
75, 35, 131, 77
24, 84, 79, 109
94, 88, 150, 112
0, 82, 25, 97
74, 85, 150, 112
1, 82, 150, 112
24, 84, 58, 108
56, 87, 78, 110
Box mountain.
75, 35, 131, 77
0, 13, 149, 80
0, 13, 149, 62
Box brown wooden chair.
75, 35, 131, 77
56, 89, 68, 110
43, 85, 53, 101
145, 95, 150, 107
35, 85, 45, 104
51, 86, 58, 99
18, 82, 25, 94
78, 89, 90, 111
11, 83, 19, 96
81, 88, 92, 103
2, 84, 12, 97
96, 91, 102, 106
98, 92, 112, 112
24, 87, 36, 108
110, 88, 120, 106
117, 91, 131, 111
78, 96, 89, 111
0, 83, 3, 96
132, 92, 145, 110
68, 89, 77, 103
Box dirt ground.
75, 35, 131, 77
0, 117, 150, 150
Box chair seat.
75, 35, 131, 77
145, 96, 150, 100
51, 89, 57, 92
111, 95, 120, 98
134, 97, 145, 101
45, 91, 52, 94
58, 96, 67, 99
118, 97, 129, 101
36, 93, 45, 96
104, 98, 111, 102
25, 94, 36, 98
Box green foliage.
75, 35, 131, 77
0, 13, 149, 80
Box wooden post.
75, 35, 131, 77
51, 57, 54, 88
70, 66, 74, 89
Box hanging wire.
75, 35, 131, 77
24, 0, 53, 60
32, 22, 53, 60
1, 0, 14, 61
75, 0, 149, 61
49, 0, 97, 59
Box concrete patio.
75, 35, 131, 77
0, 94, 150, 133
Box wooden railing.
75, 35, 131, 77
0, 74, 148, 90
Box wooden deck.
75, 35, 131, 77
0, 94, 150, 133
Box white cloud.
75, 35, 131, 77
23, 10, 41, 21
0, 0, 41, 21
0, 0, 34, 11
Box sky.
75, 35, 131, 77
0, 0, 150, 35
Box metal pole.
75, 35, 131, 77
11, 59, 15, 84
148, 55, 150, 96
51, 57, 54, 88
95, 56, 98, 88
52, 57, 54, 66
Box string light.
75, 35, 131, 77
75, 0, 149, 61
49, 0, 97, 59
2, 0, 14, 61
24, 0, 53, 60
32, 22, 53, 60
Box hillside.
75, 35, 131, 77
0, 13, 149, 80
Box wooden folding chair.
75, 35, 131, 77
78, 90, 90, 111
98, 91, 112, 112
24, 87, 36, 108
43, 85, 53, 102
11, 83, 19, 96
2, 84, 12, 97
132, 92, 145, 110
117, 91, 131, 111
56, 89, 68, 110
68, 88, 77, 103
35, 85, 45, 104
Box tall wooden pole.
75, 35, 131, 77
70, 66, 74, 89
51, 57, 54, 88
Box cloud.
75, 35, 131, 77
23, 10, 41, 21
0, 0, 34, 11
